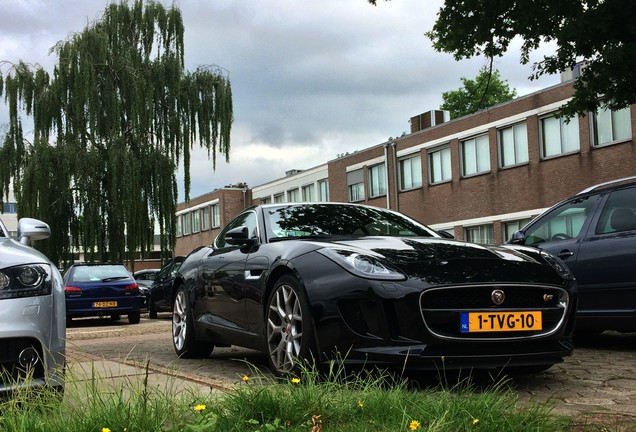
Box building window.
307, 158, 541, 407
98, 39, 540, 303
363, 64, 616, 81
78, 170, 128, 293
211, 203, 221, 228
2, 202, 17, 214
592, 106, 631, 146
368, 163, 387, 198
287, 188, 299, 203
461, 134, 490, 176
347, 169, 365, 202
176, 216, 182, 237
318, 179, 329, 201
302, 184, 315, 202
273, 193, 284, 203
261, 197, 271, 204
464, 224, 494, 245
541, 114, 580, 157
201, 206, 210, 231
428, 146, 452, 184
502, 218, 532, 243
499, 123, 528, 168
182, 213, 191, 236
191, 210, 200, 233
400, 155, 422, 190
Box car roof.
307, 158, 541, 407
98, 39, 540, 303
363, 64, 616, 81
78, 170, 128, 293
577, 176, 636, 196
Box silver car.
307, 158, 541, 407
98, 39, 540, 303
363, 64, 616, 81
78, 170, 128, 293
0, 217, 65, 395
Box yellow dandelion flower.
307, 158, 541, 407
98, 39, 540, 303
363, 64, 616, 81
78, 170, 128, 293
291, 377, 301, 384
409, 420, 421, 430
242, 375, 250, 382
194, 404, 206, 412
101, 428, 111, 432
473, 418, 480, 425
357, 400, 364, 408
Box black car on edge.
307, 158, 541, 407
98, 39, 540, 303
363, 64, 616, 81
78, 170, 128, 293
509, 176, 636, 333
172, 203, 577, 375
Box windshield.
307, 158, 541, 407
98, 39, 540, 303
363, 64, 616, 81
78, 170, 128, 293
265, 204, 436, 240
69, 265, 132, 283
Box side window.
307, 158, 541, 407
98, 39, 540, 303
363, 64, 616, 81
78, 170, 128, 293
596, 187, 636, 234
523, 195, 600, 246
214, 211, 258, 249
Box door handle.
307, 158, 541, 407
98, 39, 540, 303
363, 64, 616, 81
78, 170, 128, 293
557, 250, 574, 258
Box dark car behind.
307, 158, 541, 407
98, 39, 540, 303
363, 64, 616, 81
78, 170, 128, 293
509, 176, 636, 333
148, 256, 184, 318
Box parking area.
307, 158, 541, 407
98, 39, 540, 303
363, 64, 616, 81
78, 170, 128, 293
65, 315, 636, 429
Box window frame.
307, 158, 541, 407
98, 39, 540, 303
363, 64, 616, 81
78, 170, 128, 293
460, 134, 490, 177
540, 113, 580, 159
428, 145, 452, 185
211, 203, 221, 228
498, 122, 529, 168
399, 154, 423, 191
591, 106, 632, 147
368, 162, 387, 198
464, 223, 495, 245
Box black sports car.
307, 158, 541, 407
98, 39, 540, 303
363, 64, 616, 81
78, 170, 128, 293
172, 203, 577, 375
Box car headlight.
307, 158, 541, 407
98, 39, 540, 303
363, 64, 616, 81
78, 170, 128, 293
540, 251, 574, 280
0, 264, 52, 299
317, 248, 406, 281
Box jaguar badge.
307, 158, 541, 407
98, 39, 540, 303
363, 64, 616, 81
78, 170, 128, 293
491, 289, 505, 306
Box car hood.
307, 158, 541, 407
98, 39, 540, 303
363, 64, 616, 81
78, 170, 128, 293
0, 237, 52, 268
315, 236, 562, 285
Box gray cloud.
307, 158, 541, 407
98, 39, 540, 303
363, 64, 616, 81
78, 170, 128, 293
0, 0, 559, 202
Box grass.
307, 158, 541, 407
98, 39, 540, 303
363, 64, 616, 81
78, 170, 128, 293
0, 361, 582, 431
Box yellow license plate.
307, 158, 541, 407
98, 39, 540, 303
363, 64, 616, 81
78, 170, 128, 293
93, 301, 118, 308
460, 311, 542, 333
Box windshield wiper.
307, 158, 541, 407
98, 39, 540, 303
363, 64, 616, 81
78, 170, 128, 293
102, 276, 131, 282
269, 234, 333, 242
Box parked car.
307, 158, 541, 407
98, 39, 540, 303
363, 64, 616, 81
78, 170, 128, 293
148, 256, 184, 319
134, 269, 159, 287
509, 176, 636, 333
0, 217, 65, 396
133, 268, 160, 309
171, 202, 577, 375
64, 263, 143, 325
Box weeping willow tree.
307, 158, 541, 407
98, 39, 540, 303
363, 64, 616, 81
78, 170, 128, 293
0, 1, 233, 267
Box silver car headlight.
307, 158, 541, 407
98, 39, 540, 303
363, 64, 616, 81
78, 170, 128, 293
317, 248, 406, 281
540, 251, 574, 281
0, 264, 52, 299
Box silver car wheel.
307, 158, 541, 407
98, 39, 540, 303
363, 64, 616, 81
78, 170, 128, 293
173, 289, 187, 351
267, 283, 303, 372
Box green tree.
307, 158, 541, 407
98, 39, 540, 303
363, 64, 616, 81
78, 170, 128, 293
0, 1, 233, 267
440, 66, 517, 119
369, 0, 636, 118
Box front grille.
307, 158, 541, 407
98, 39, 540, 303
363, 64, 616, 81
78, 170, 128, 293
0, 338, 46, 385
420, 284, 569, 340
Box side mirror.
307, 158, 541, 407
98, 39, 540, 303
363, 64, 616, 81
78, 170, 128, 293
17, 218, 51, 245
437, 230, 454, 239
509, 230, 526, 245
225, 226, 256, 246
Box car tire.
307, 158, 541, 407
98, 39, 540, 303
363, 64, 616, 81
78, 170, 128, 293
148, 303, 158, 319
172, 284, 214, 358
265, 275, 317, 375
128, 311, 141, 324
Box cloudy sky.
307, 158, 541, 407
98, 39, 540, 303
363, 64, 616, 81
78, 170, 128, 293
0, 0, 559, 201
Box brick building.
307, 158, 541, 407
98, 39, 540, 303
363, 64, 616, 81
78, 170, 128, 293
175, 78, 635, 255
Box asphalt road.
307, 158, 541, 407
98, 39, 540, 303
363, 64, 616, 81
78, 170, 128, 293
66, 314, 636, 430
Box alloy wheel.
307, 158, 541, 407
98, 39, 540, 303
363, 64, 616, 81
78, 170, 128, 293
266, 283, 303, 372
172, 290, 188, 351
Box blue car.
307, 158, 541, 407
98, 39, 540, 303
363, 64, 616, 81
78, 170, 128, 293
64, 263, 142, 325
